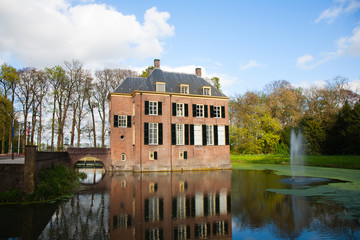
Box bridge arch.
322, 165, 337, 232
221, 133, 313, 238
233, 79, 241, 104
67, 148, 111, 171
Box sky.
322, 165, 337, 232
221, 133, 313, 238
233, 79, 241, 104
0, 0, 359, 97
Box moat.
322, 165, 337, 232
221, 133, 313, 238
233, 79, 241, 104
1, 167, 359, 239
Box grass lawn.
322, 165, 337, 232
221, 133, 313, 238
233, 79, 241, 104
231, 154, 360, 170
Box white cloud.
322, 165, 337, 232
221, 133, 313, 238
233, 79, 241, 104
346, 78, 360, 93
0, 0, 174, 68
239, 60, 266, 71
296, 54, 314, 69
337, 24, 360, 56
297, 22, 360, 70
315, 0, 360, 24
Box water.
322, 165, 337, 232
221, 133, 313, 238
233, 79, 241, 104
0, 168, 359, 239
290, 129, 305, 181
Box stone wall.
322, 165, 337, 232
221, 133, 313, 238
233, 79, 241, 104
0, 164, 25, 192
35, 151, 70, 175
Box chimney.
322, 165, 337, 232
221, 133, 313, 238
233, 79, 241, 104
154, 59, 160, 68
195, 68, 201, 77
148, 67, 154, 76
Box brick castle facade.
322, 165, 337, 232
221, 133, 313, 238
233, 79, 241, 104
109, 59, 231, 171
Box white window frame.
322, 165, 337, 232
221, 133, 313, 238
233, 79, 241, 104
176, 103, 184, 117
202, 86, 211, 96
118, 115, 127, 128
206, 125, 214, 145
121, 154, 126, 161
149, 123, 158, 145
196, 104, 204, 118
176, 225, 187, 240
179, 151, 184, 159
156, 82, 166, 92
194, 125, 202, 146
149, 151, 155, 160
148, 197, 160, 222
149, 101, 158, 115
176, 195, 186, 219
180, 84, 189, 94
176, 124, 184, 145
214, 106, 221, 118
218, 125, 225, 146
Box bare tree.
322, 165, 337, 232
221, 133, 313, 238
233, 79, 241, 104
55, 60, 81, 150
46, 65, 67, 151
94, 69, 137, 147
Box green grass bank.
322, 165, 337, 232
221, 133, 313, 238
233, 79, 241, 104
231, 154, 360, 170
0, 164, 84, 205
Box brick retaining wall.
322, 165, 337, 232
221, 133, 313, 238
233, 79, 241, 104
0, 164, 25, 191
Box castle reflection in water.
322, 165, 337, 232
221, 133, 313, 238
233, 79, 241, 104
110, 171, 232, 240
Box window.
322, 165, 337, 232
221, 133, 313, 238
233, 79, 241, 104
180, 84, 189, 94
213, 221, 228, 236
195, 223, 208, 239
207, 193, 216, 216
176, 195, 186, 219
175, 225, 188, 240
149, 151, 157, 160
149, 101, 158, 115
118, 115, 127, 127
206, 125, 213, 145
146, 228, 161, 240
156, 82, 166, 92
113, 214, 130, 229
144, 123, 162, 145
196, 104, 204, 118
214, 106, 221, 118
176, 124, 184, 145
179, 151, 187, 159
149, 182, 158, 193
219, 190, 227, 215
145, 101, 162, 116
195, 193, 204, 217
202, 86, 211, 96
149, 197, 159, 221
194, 125, 202, 145
121, 154, 126, 161
149, 123, 158, 145
179, 151, 184, 159
121, 180, 126, 188
176, 103, 184, 117
218, 126, 225, 145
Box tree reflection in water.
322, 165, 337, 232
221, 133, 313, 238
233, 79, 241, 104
231, 169, 360, 239
38, 192, 109, 240
34, 169, 360, 240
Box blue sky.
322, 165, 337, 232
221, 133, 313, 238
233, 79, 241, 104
1, 0, 359, 97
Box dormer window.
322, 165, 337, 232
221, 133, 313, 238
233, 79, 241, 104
179, 84, 189, 94
202, 86, 211, 96
156, 82, 166, 92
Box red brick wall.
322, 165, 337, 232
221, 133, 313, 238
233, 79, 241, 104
110, 93, 231, 171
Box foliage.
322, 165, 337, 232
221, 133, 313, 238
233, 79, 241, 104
274, 142, 289, 155
210, 77, 221, 91
229, 91, 281, 154
325, 101, 360, 155
230, 77, 360, 156
0, 165, 81, 204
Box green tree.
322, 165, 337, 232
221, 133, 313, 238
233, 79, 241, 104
229, 91, 281, 154
0, 63, 19, 154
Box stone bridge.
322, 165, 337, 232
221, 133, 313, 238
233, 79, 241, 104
67, 147, 111, 171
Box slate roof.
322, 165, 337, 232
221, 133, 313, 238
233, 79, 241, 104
112, 68, 226, 97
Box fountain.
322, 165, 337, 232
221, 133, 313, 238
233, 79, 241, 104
282, 129, 328, 185
290, 129, 305, 181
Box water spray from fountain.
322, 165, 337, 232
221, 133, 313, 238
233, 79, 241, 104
290, 129, 305, 181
